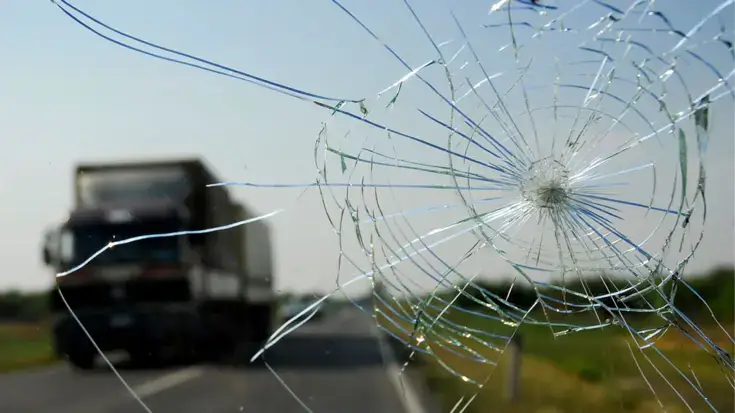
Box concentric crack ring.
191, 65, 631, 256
50, 0, 735, 411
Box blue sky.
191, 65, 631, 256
0, 0, 732, 292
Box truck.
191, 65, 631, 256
41, 158, 275, 370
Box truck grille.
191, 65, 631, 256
52, 277, 192, 312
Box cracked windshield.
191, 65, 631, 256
1, 0, 733, 412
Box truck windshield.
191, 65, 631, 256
77, 167, 191, 207
68, 220, 182, 266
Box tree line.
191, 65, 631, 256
0, 267, 731, 323
452, 266, 734, 322
0, 288, 334, 323
0, 290, 50, 322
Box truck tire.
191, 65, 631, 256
255, 306, 273, 344
130, 348, 162, 368
195, 337, 219, 363
67, 351, 95, 371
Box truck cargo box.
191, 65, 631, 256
76, 157, 227, 210
73, 158, 238, 272
44, 157, 276, 371
235, 204, 274, 303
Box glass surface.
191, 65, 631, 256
77, 167, 191, 207
67, 220, 182, 267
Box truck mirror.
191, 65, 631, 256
42, 228, 59, 266
42, 247, 51, 265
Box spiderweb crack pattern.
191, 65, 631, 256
50, 0, 734, 412
307, 1, 734, 411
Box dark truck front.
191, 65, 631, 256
44, 158, 266, 370
46, 203, 210, 369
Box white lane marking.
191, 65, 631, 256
371, 325, 425, 413
5, 352, 128, 379
99, 352, 128, 365
325, 308, 426, 413
1, 363, 68, 381
380, 337, 426, 413
132, 367, 203, 399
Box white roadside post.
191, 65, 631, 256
506, 333, 523, 402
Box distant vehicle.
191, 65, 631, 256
42, 158, 276, 370
281, 297, 323, 322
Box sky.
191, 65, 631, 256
0, 0, 732, 294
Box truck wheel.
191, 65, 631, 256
195, 339, 217, 362
255, 309, 273, 344
130, 349, 161, 368
67, 351, 95, 371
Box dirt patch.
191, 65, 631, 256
618, 325, 734, 352
518, 355, 608, 403
0, 322, 57, 373
0, 323, 49, 339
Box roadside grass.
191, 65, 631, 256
0, 323, 58, 373
374, 299, 734, 413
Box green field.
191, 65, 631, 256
378, 305, 734, 413
0, 323, 58, 373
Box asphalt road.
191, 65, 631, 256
0, 307, 422, 413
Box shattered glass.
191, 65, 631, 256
51, 0, 734, 412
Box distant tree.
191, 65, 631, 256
0, 290, 25, 320
428, 267, 734, 322
0, 290, 50, 322
373, 277, 387, 297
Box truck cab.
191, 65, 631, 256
43, 158, 274, 370
44, 202, 212, 369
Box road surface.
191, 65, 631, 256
0, 307, 423, 413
